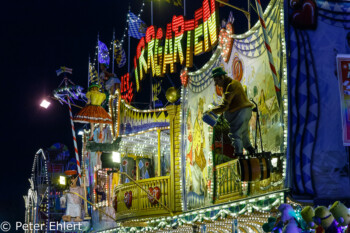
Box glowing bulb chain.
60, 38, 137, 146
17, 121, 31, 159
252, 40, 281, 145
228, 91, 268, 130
91, 0, 146, 68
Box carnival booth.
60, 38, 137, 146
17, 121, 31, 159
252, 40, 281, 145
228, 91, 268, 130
81, 0, 290, 231
84, 96, 182, 228
24, 0, 350, 231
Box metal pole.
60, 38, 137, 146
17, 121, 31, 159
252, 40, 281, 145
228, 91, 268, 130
255, 0, 281, 108
150, 1, 154, 109
157, 129, 161, 176
65, 78, 82, 184
81, 134, 90, 219
88, 56, 91, 88
151, 0, 153, 25
97, 33, 100, 80
215, 0, 250, 16
248, 0, 251, 29
184, 0, 186, 16
128, 9, 131, 74
112, 29, 115, 74
128, 34, 131, 73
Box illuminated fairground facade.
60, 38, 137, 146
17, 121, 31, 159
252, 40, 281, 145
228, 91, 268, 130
82, 0, 289, 232
25, 0, 350, 231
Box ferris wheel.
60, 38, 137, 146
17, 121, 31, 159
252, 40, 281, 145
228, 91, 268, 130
30, 149, 50, 233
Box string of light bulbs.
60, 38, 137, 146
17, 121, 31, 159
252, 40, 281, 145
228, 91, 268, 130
108, 0, 146, 56
96, 191, 285, 233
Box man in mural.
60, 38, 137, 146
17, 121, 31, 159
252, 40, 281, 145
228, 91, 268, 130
206, 67, 255, 157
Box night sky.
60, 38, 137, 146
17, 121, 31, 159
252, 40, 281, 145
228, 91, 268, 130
0, 0, 265, 228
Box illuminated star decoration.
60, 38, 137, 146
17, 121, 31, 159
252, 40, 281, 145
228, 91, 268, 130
98, 40, 110, 66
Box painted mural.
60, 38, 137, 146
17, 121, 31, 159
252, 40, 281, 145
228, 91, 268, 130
222, 52, 284, 153
182, 0, 286, 210
221, 0, 286, 154
183, 85, 217, 209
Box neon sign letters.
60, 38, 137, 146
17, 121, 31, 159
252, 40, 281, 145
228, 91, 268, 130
120, 73, 133, 103
134, 0, 219, 91
120, 0, 219, 103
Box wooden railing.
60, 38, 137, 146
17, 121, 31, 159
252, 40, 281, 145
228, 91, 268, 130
114, 176, 171, 220
215, 159, 242, 203
215, 159, 285, 204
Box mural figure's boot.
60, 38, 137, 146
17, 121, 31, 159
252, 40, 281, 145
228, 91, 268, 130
246, 146, 255, 155
235, 153, 244, 159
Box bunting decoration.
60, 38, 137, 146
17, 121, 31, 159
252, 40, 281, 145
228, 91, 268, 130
188, 49, 222, 93
232, 2, 279, 58
118, 101, 169, 136
317, 0, 350, 29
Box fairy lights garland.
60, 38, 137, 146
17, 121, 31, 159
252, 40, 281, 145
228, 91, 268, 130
179, 86, 185, 211
91, 0, 146, 68
279, 0, 288, 180
117, 129, 170, 156
120, 98, 167, 113
97, 191, 285, 232
109, 92, 120, 139
112, 1, 146, 50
